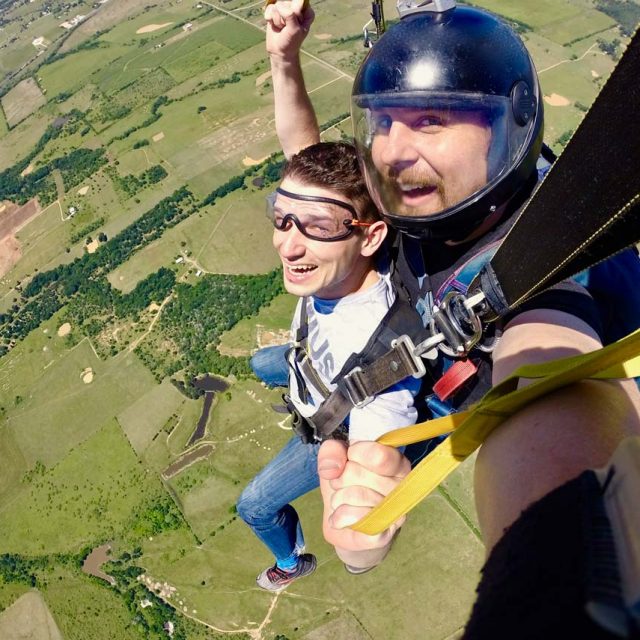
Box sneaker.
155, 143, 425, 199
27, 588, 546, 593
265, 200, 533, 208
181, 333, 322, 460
256, 553, 317, 591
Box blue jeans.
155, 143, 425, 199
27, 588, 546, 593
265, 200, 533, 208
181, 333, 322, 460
237, 436, 320, 564
250, 345, 289, 387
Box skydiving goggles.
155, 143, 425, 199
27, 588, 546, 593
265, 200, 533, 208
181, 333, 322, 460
266, 187, 373, 242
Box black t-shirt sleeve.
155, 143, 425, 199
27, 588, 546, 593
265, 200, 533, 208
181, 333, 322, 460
503, 281, 603, 343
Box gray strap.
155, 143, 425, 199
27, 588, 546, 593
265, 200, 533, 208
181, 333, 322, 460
309, 338, 423, 439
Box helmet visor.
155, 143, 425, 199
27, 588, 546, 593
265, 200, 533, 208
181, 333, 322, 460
352, 92, 535, 221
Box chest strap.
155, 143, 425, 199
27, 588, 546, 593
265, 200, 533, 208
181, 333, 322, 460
290, 296, 426, 441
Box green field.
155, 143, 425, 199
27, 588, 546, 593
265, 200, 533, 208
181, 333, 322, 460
0, 419, 155, 553
219, 292, 297, 355
0, 0, 633, 637
117, 378, 186, 455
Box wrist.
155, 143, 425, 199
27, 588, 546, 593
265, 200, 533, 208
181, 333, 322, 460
269, 51, 302, 69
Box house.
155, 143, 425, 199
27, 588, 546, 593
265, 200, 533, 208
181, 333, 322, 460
175, 257, 184, 264
163, 621, 175, 637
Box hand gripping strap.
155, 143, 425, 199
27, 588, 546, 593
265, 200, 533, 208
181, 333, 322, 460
350, 328, 640, 535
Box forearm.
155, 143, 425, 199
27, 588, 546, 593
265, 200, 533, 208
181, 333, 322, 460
475, 378, 640, 552
270, 54, 320, 158
477, 309, 640, 551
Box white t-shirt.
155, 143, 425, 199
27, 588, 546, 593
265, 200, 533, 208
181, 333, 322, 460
288, 272, 420, 442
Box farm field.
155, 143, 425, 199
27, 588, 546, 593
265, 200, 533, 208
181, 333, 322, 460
0, 0, 635, 638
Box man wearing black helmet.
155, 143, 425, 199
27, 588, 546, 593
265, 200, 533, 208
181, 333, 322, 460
264, 0, 640, 596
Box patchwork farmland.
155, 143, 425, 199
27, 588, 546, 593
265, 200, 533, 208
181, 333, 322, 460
0, 0, 636, 638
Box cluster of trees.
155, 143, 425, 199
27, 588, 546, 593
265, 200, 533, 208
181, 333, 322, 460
109, 95, 171, 144
0, 109, 86, 203
597, 37, 621, 58
102, 563, 190, 640
64, 268, 175, 336
596, 0, 640, 36
0, 552, 77, 587
201, 152, 284, 206
158, 268, 284, 379
128, 493, 185, 538
0, 146, 106, 206
0, 188, 194, 344
109, 164, 168, 197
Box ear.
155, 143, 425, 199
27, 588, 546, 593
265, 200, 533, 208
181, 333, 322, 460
360, 220, 388, 258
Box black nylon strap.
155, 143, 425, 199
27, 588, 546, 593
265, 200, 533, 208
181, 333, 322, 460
477, 29, 640, 316
309, 340, 422, 439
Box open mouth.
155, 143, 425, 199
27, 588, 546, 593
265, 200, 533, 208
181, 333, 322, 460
396, 183, 438, 206
399, 184, 436, 196
286, 264, 318, 275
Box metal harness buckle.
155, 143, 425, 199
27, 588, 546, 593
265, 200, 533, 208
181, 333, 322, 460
341, 367, 373, 409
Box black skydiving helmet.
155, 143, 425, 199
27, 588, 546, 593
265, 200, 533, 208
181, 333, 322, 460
351, 1, 543, 241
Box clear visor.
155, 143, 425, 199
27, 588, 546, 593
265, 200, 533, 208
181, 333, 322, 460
351, 93, 534, 220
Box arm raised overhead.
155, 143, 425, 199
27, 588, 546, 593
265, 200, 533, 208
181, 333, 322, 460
265, 0, 321, 158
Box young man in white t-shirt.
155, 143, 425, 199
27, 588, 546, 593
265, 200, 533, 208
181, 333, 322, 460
236, 142, 419, 591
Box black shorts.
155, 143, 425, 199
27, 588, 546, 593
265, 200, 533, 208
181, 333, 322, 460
462, 471, 637, 640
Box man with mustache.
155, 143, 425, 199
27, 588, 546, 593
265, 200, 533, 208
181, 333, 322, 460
263, 0, 640, 623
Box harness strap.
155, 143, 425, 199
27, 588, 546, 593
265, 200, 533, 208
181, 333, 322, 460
291, 298, 330, 401
350, 327, 640, 536
308, 336, 425, 440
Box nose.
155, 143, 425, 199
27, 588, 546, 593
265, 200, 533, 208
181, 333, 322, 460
377, 120, 420, 170
273, 223, 306, 259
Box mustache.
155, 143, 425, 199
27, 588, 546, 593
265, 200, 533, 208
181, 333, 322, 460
382, 168, 445, 194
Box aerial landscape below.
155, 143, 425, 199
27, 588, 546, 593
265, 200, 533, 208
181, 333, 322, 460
0, 0, 637, 637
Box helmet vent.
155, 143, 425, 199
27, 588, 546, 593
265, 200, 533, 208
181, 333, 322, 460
512, 80, 536, 126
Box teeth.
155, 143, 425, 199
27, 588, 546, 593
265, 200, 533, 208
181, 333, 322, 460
399, 184, 428, 192
288, 265, 317, 273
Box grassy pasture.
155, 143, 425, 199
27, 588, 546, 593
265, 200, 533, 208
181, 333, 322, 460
539, 10, 616, 45
167, 42, 268, 101
1, 78, 46, 128
310, 87, 354, 129
140, 395, 203, 470
140, 81, 274, 187
6, 201, 70, 290
0, 419, 152, 554
169, 462, 239, 541
59, 0, 163, 51
98, 4, 204, 46
38, 42, 131, 98
0, 426, 28, 504
218, 292, 297, 355
185, 192, 279, 274
43, 574, 142, 640
4, 343, 155, 469
144, 459, 483, 639
472, 0, 586, 30
0, 105, 8, 138
0, 584, 30, 620
117, 377, 185, 455
0, 109, 55, 172
0, 590, 63, 640
163, 39, 233, 83
0, 312, 71, 406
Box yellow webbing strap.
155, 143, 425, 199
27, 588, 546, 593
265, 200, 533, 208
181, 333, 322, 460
351, 328, 640, 535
